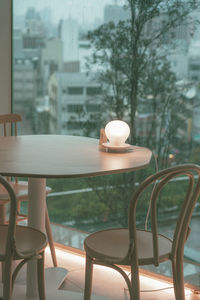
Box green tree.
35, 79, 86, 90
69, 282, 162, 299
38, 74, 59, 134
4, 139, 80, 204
77, 0, 199, 228
52, 1, 198, 230
87, 0, 197, 151
139, 51, 191, 167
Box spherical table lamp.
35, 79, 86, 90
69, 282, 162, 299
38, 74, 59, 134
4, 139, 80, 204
105, 120, 130, 147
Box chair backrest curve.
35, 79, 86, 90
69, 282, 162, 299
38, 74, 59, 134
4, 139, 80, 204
0, 175, 17, 258
128, 164, 200, 266
0, 113, 22, 136
0, 113, 22, 183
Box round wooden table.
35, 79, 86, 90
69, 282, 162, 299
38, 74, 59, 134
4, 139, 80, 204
0, 135, 152, 299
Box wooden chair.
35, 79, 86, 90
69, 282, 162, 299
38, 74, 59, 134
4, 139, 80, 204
0, 114, 57, 267
84, 164, 200, 300
0, 174, 47, 300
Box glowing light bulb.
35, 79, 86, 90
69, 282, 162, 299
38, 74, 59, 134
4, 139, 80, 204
105, 120, 130, 147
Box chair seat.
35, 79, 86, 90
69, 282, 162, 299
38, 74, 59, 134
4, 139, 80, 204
0, 224, 47, 260
0, 179, 57, 267
0, 181, 52, 202
84, 228, 172, 265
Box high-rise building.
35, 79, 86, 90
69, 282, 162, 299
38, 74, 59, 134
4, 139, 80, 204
13, 29, 24, 59
48, 72, 102, 136
13, 58, 37, 133
25, 7, 45, 36
60, 18, 79, 62
41, 39, 63, 93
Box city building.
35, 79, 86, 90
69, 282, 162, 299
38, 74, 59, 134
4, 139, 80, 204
25, 7, 45, 36
41, 38, 63, 93
13, 29, 24, 59
188, 40, 200, 81
104, 4, 129, 24
60, 18, 79, 63
78, 40, 94, 72
48, 72, 102, 136
13, 58, 37, 133
176, 80, 196, 145
191, 86, 200, 143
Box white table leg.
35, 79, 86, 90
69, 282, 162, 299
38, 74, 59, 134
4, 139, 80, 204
26, 177, 46, 297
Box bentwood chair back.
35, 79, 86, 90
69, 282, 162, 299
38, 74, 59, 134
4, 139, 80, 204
0, 175, 47, 300
84, 164, 200, 300
0, 113, 22, 137
0, 113, 57, 267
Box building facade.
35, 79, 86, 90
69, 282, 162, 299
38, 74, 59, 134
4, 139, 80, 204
48, 72, 102, 136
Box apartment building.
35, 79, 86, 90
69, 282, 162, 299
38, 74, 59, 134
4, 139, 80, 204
48, 72, 102, 136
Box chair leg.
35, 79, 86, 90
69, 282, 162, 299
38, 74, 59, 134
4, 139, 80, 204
37, 251, 46, 300
45, 208, 57, 267
131, 262, 140, 300
0, 203, 7, 284
3, 258, 13, 300
0, 204, 6, 284
174, 255, 186, 300
84, 254, 93, 300
1, 262, 5, 283
172, 259, 180, 300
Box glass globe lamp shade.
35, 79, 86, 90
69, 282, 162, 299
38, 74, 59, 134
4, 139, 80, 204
105, 120, 130, 147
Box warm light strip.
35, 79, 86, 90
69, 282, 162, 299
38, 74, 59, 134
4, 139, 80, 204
45, 247, 192, 296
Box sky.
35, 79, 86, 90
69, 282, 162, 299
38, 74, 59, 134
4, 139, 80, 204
13, 0, 125, 24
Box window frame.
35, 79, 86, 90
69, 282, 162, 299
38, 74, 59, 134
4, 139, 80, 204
9, 1, 200, 292
0, 0, 12, 115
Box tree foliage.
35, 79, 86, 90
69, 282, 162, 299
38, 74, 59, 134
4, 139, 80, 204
73, 0, 199, 228
47, 1, 198, 229
87, 0, 198, 161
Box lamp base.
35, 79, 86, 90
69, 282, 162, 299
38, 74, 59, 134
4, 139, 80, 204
102, 142, 131, 152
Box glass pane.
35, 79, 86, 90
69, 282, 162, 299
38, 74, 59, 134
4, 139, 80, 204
13, 0, 200, 288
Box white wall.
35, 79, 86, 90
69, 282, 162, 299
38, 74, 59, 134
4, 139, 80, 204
0, 0, 12, 114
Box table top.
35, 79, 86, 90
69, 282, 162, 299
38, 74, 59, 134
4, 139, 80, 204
0, 135, 152, 178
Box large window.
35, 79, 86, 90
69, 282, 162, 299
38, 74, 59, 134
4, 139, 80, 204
12, 0, 200, 288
